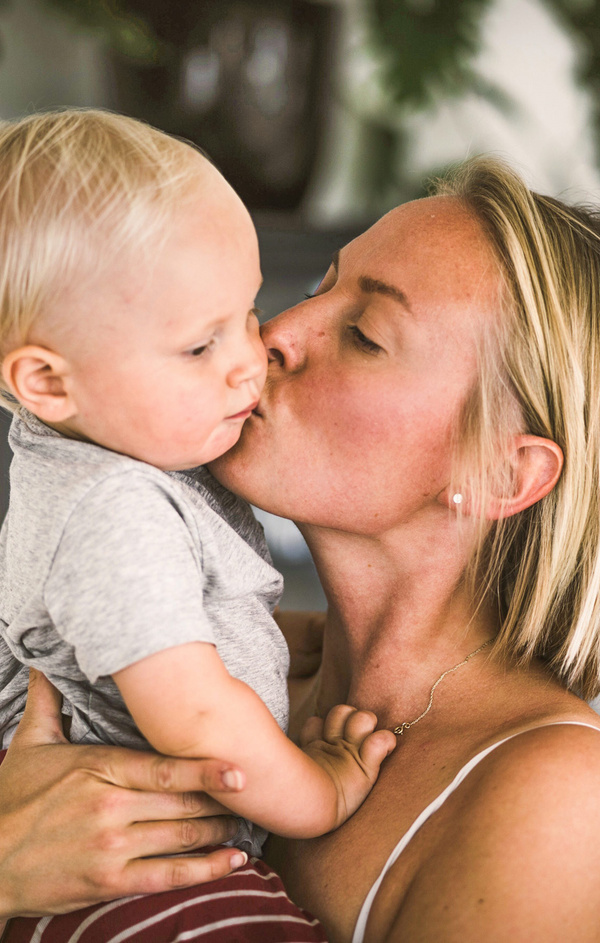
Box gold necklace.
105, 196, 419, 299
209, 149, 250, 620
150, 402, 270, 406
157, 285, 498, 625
393, 638, 493, 737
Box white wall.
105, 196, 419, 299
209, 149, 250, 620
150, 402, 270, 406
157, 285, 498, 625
0, 0, 106, 118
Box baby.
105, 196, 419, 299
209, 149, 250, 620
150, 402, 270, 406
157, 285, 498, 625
0, 109, 394, 860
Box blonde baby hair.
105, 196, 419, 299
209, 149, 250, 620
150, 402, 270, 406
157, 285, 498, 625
0, 108, 209, 403
435, 156, 600, 699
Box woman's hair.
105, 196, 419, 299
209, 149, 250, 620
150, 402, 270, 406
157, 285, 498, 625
0, 108, 206, 403
435, 157, 600, 699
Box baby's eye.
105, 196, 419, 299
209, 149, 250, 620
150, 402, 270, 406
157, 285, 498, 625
188, 338, 215, 357
349, 324, 382, 354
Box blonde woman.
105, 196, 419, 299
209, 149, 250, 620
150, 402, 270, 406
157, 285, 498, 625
4, 156, 600, 942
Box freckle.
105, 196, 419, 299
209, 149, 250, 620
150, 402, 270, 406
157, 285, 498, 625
367, 563, 372, 568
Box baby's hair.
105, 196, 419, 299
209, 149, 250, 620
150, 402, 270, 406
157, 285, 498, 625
0, 108, 208, 404
434, 156, 600, 699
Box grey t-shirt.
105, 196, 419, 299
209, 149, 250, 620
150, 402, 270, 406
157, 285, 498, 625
0, 409, 288, 854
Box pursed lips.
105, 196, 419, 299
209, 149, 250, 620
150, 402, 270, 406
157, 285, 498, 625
226, 399, 260, 421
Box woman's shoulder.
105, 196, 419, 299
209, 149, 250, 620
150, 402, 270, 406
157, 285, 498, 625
474, 715, 600, 794
388, 718, 600, 942
446, 715, 600, 850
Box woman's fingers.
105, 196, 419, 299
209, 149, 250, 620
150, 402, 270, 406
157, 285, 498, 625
122, 786, 234, 822
92, 748, 246, 798
123, 846, 248, 897
130, 814, 239, 858
11, 668, 67, 747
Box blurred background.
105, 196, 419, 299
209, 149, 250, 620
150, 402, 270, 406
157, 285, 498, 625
0, 0, 599, 608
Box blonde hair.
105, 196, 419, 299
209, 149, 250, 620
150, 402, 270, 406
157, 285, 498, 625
435, 157, 600, 699
0, 108, 208, 400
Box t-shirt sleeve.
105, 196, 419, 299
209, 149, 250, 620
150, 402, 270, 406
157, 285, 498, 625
44, 471, 214, 683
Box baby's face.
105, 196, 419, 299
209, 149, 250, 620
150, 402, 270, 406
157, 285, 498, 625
40, 177, 267, 470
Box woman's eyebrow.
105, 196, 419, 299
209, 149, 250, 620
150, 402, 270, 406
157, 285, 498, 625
332, 249, 411, 312
358, 276, 412, 312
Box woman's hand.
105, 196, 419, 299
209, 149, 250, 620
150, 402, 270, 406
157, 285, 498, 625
0, 670, 248, 922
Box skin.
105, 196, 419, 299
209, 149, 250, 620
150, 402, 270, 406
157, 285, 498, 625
0, 669, 248, 928
210, 195, 600, 942
3, 193, 600, 939
3, 163, 267, 470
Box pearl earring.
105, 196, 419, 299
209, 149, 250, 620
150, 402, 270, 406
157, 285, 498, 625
452, 493, 463, 506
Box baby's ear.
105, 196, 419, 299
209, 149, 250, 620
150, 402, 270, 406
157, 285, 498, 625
1, 345, 77, 423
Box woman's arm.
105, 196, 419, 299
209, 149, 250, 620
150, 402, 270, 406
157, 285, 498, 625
114, 642, 396, 838
0, 670, 249, 925
385, 724, 600, 942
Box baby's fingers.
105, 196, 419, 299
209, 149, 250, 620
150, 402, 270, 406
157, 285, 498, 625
323, 705, 377, 743
299, 714, 324, 748
322, 704, 358, 741
359, 728, 397, 775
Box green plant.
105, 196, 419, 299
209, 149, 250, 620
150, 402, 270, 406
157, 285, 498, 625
41, 0, 162, 61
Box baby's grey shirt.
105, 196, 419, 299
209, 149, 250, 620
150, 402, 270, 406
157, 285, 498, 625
0, 409, 288, 854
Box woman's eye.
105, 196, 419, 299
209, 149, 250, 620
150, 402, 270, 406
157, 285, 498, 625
349, 324, 382, 354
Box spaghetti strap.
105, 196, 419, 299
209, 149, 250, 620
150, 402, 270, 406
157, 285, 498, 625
352, 720, 600, 943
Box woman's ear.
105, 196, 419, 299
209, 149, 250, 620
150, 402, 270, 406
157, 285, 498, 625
486, 434, 563, 520
1, 345, 77, 424
437, 434, 563, 520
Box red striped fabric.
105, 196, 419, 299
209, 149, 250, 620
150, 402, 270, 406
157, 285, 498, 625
4, 855, 327, 942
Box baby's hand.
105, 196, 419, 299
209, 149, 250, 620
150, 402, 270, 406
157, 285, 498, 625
300, 705, 396, 829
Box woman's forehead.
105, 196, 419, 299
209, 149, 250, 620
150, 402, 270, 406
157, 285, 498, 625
341, 195, 500, 314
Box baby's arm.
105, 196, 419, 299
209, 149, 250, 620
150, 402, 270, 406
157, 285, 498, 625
113, 642, 395, 838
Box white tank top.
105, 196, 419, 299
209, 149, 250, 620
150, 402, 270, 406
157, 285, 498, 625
352, 720, 600, 943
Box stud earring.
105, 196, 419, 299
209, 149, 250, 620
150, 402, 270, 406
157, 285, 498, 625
452, 493, 463, 506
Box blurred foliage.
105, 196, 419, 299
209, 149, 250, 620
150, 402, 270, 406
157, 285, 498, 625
11, 0, 600, 204
362, 0, 600, 199
23, 0, 600, 109
40, 0, 163, 61
366, 0, 496, 108
366, 0, 600, 109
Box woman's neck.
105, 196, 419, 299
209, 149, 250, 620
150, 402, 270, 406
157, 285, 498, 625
300, 518, 499, 728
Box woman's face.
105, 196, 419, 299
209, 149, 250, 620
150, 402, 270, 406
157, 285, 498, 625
211, 196, 500, 535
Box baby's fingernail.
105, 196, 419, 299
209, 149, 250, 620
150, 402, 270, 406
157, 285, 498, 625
222, 768, 244, 790
230, 851, 248, 869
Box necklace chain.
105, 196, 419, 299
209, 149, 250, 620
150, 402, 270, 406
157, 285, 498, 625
393, 638, 493, 737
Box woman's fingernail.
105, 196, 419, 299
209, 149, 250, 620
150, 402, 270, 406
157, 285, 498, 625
230, 851, 248, 869
222, 768, 244, 790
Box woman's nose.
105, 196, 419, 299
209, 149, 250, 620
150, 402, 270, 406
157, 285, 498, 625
260, 305, 307, 372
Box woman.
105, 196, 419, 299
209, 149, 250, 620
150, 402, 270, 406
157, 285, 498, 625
4, 156, 600, 941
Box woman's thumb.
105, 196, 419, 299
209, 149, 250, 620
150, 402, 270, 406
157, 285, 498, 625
11, 668, 67, 746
